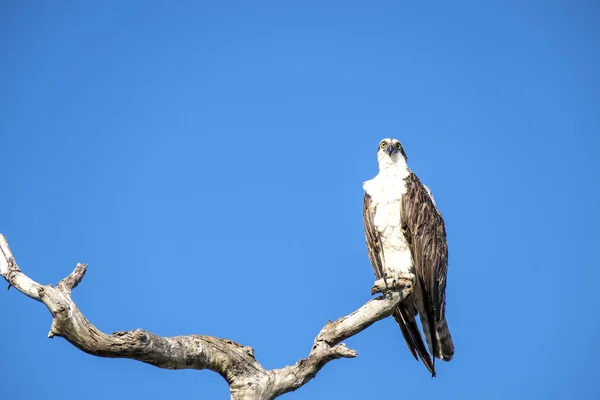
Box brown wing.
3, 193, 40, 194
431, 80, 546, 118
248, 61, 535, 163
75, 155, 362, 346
363, 193, 436, 376
363, 193, 384, 278
401, 173, 454, 365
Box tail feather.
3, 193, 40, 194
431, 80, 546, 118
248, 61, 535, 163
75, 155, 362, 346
393, 306, 436, 377
420, 314, 454, 361
435, 319, 454, 361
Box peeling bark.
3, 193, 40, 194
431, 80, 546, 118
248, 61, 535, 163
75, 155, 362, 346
0, 234, 412, 400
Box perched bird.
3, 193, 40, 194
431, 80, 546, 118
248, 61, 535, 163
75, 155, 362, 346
362, 138, 454, 376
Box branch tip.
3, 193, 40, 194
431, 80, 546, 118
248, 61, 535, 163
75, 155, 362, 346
331, 344, 357, 359
57, 263, 88, 293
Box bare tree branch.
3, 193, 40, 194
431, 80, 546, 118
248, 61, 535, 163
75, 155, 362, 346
0, 234, 412, 400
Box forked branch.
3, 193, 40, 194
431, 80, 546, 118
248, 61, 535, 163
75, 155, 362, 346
0, 234, 412, 400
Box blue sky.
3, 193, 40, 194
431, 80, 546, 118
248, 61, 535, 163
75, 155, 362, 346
1, 1, 599, 399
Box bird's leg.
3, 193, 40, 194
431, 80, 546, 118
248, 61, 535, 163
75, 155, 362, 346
382, 268, 402, 288
383, 271, 390, 290
371, 270, 415, 295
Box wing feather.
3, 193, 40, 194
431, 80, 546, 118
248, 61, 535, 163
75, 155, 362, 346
401, 173, 454, 363
363, 194, 384, 278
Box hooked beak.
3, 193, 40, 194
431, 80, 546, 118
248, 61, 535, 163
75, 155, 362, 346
385, 144, 397, 156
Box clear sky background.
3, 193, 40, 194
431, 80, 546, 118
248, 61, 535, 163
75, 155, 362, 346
1, 1, 599, 399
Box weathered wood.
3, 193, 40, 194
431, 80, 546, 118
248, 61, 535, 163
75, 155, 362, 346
0, 234, 412, 400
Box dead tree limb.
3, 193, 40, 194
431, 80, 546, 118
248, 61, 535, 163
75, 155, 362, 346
0, 234, 413, 400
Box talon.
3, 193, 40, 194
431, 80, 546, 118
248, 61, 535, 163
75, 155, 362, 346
397, 273, 416, 287
383, 272, 390, 289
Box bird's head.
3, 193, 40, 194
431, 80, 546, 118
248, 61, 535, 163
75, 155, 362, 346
376, 138, 407, 168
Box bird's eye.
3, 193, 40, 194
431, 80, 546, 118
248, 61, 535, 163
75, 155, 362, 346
396, 143, 401, 150
380, 141, 387, 149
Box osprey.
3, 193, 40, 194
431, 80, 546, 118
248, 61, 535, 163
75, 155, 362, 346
362, 138, 454, 377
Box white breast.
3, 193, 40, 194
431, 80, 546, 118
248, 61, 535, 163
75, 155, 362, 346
363, 165, 413, 275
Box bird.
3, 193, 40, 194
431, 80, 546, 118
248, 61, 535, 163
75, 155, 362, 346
362, 138, 454, 377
